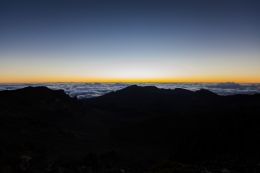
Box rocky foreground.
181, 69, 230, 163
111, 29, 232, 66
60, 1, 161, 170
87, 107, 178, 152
1, 85, 260, 172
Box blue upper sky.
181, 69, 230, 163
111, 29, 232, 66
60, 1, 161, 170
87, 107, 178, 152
0, 0, 260, 82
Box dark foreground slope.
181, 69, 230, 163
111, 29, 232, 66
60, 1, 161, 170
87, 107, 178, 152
1, 85, 260, 172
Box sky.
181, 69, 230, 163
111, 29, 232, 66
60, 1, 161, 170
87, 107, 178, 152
0, 0, 260, 83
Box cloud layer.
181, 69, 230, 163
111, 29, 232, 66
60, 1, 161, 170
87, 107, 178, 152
0, 82, 259, 99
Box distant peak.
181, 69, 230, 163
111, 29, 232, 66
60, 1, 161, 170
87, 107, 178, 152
16, 86, 64, 94
195, 89, 218, 96
172, 88, 194, 95
121, 85, 159, 91
124, 85, 139, 89
21, 86, 52, 91
173, 88, 192, 92
98, 85, 221, 100
1, 86, 69, 100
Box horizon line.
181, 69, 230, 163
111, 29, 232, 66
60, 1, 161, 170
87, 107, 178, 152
0, 81, 260, 84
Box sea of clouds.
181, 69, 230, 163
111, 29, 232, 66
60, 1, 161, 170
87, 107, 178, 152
0, 82, 260, 99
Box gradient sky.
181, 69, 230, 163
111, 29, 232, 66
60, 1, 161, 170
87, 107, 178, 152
0, 0, 260, 83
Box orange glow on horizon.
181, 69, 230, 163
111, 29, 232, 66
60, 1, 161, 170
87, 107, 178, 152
0, 75, 260, 84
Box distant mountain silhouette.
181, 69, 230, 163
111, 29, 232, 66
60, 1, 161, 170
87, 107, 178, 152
1, 85, 260, 172
87, 85, 260, 160
87, 85, 220, 112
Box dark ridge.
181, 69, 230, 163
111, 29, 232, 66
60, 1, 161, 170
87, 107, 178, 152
110, 85, 164, 95
86, 85, 220, 111
0, 86, 70, 102
1, 85, 260, 172
88, 85, 218, 101
0, 86, 81, 118
101, 85, 217, 97
113, 85, 197, 95
195, 88, 218, 96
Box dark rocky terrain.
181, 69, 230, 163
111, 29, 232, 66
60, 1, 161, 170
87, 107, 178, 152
1, 85, 260, 172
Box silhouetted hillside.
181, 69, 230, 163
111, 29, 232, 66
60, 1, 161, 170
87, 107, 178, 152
1, 86, 260, 172
87, 85, 260, 159
86, 85, 220, 112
